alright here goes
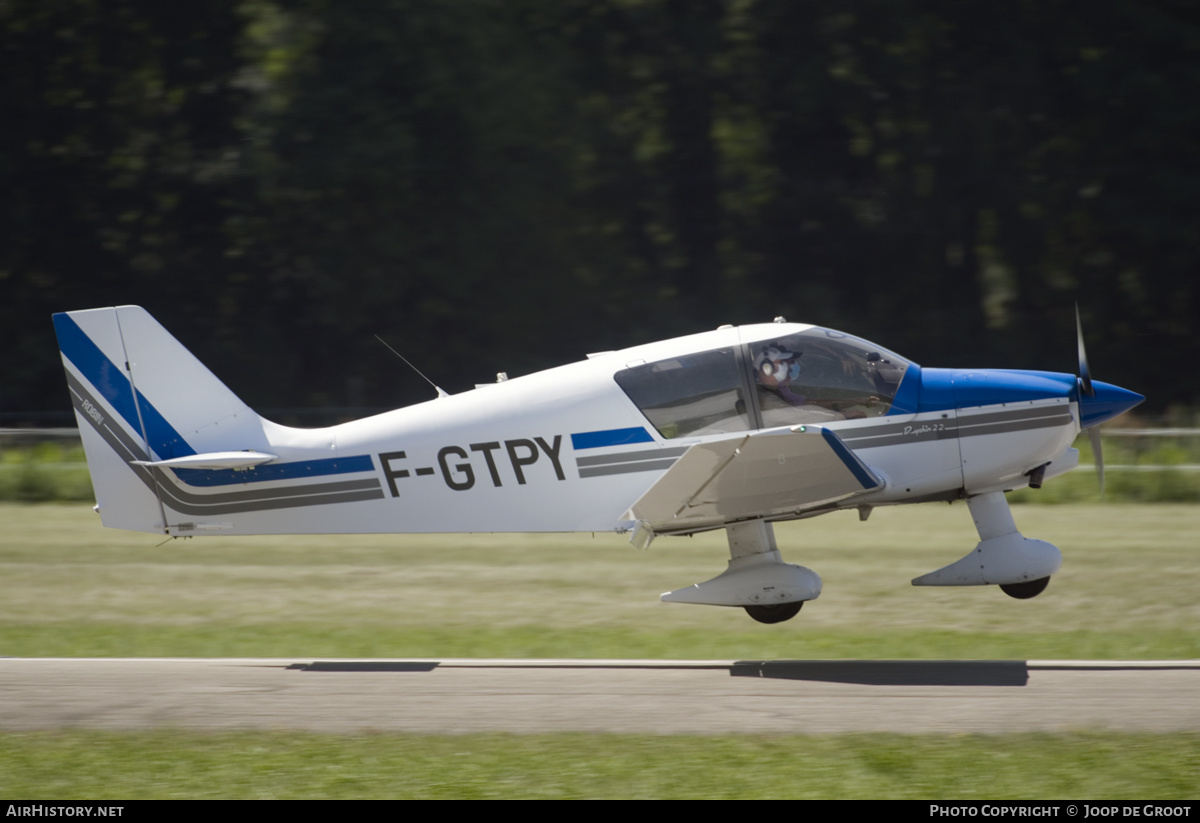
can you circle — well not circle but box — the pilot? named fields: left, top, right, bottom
left=755, top=341, right=883, bottom=421
left=754, top=344, right=808, bottom=407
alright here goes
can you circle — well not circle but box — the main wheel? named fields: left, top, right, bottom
left=999, top=576, right=1051, bottom=600
left=744, top=601, right=804, bottom=624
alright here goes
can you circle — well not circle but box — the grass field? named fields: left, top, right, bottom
left=1, top=502, right=1196, bottom=659
left=2, top=730, right=1197, bottom=799
left=1, top=501, right=1197, bottom=798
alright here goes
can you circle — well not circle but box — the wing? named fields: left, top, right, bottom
left=623, top=425, right=882, bottom=540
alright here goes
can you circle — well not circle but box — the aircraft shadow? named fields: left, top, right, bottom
left=730, top=660, right=1029, bottom=686
left=289, top=661, right=440, bottom=672
left=289, top=659, right=1029, bottom=685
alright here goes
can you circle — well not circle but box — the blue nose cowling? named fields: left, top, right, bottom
left=916, top=368, right=1143, bottom=428
left=917, top=368, right=1077, bottom=412
left=1078, top=381, right=1144, bottom=428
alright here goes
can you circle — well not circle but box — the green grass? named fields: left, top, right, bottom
left=1, top=730, right=1196, bottom=799
left=2, top=502, right=1197, bottom=798
left=1009, top=431, right=1200, bottom=504
left=1, top=502, right=1197, bottom=660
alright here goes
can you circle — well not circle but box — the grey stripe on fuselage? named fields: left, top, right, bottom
left=956, top=406, right=1072, bottom=436
left=570, top=405, right=1071, bottom=478
left=575, top=446, right=689, bottom=467
left=574, top=445, right=688, bottom=478
left=578, top=459, right=680, bottom=478
left=838, top=405, right=1070, bottom=450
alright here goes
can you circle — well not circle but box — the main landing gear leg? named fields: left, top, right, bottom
left=911, top=491, right=1060, bottom=598
left=661, top=521, right=821, bottom=623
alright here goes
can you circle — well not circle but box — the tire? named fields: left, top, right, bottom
left=999, top=577, right=1051, bottom=600
left=744, top=601, right=804, bottom=624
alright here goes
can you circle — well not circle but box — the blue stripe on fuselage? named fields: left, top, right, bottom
left=571, top=427, right=655, bottom=450
left=173, top=454, right=376, bottom=486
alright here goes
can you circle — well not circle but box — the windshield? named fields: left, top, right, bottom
left=749, top=328, right=910, bottom=427
left=613, top=328, right=911, bottom=439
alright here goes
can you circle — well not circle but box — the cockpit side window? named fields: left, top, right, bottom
left=614, top=347, right=750, bottom=439
left=751, top=329, right=909, bottom=428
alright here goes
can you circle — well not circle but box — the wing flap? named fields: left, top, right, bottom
left=623, top=426, right=882, bottom=533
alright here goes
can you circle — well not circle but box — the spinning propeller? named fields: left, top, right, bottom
left=1074, top=305, right=1145, bottom=495
left=1075, top=305, right=1106, bottom=494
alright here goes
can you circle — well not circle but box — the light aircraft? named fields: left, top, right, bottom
left=53, top=306, right=1142, bottom=623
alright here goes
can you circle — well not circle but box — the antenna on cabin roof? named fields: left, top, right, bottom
left=374, top=334, right=449, bottom=399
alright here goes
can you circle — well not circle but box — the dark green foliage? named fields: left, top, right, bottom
left=4, top=1, right=1196, bottom=421
left=0, top=0, right=252, bottom=417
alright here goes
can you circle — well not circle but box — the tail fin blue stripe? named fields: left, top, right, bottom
left=53, top=312, right=196, bottom=458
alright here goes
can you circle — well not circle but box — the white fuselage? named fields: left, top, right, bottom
left=133, top=323, right=1080, bottom=536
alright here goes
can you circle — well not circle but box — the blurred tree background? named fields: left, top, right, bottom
left=3, top=0, right=1197, bottom=423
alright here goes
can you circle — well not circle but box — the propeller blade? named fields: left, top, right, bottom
left=1089, top=426, right=1105, bottom=498
left=1075, top=304, right=1094, bottom=398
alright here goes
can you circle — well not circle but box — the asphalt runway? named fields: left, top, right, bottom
left=2, top=658, right=1198, bottom=734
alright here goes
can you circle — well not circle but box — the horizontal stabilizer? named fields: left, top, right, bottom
left=623, top=426, right=882, bottom=533
left=131, top=451, right=277, bottom=470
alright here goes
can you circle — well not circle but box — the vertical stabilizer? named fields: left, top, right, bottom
left=53, top=306, right=264, bottom=533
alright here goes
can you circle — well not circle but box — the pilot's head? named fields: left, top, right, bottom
left=754, top=344, right=801, bottom=389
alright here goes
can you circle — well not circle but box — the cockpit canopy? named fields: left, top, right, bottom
left=614, top=327, right=911, bottom=439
